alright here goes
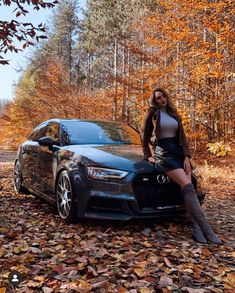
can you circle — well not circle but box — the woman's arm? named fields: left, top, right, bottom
left=140, top=107, right=156, bottom=159
left=179, top=122, right=192, bottom=173
left=179, top=120, right=191, bottom=158
left=183, top=156, right=191, bottom=174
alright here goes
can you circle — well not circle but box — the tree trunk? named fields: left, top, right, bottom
left=113, top=38, right=118, bottom=121
left=122, top=45, right=127, bottom=121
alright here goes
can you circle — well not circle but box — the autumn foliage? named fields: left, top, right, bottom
left=0, top=0, right=234, bottom=154
left=0, top=58, right=113, bottom=149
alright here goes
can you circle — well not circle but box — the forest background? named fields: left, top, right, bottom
left=0, top=0, right=234, bottom=158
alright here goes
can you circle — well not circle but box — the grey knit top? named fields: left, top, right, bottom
left=159, top=107, right=178, bottom=138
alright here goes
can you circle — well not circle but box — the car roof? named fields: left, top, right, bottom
left=45, top=118, right=126, bottom=125
left=32, top=119, right=132, bottom=132
left=31, top=119, right=139, bottom=138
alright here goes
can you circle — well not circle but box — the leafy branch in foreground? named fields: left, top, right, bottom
left=0, top=0, right=58, bottom=65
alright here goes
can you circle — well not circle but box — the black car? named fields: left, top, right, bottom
left=14, top=119, right=205, bottom=223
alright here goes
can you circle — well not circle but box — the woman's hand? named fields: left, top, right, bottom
left=184, top=156, right=191, bottom=174
left=148, top=156, right=155, bottom=164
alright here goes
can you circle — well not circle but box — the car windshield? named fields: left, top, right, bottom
left=61, top=121, right=141, bottom=145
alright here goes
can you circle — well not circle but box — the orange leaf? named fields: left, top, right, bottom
left=164, top=257, right=173, bottom=268
left=202, top=247, right=212, bottom=257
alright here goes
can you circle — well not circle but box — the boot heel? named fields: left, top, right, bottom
left=191, top=220, right=207, bottom=244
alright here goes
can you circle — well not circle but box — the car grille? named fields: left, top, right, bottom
left=132, top=172, right=183, bottom=210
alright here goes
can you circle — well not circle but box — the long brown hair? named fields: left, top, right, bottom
left=149, top=87, right=179, bottom=117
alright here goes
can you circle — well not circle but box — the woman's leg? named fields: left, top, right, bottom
left=165, top=168, right=222, bottom=244
left=165, top=168, right=191, bottom=187
left=164, top=168, right=207, bottom=243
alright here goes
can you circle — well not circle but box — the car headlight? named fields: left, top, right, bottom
left=87, top=166, right=129, bottom=180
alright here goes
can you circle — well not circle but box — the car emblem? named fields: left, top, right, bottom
left=156, top=174, right=170, bottom=184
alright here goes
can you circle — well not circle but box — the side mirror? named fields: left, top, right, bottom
left=38, top=136, right=54, bottom=147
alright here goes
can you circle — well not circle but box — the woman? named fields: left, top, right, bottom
left=141, top=87, right=222, bottom=244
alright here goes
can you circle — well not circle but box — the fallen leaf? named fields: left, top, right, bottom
left=34, top=275, right=45, bottom=282
left=68, top=270, right=78, bottom=279
left=55, top=244, right=64, bottom=250
left=164, top=257, right=173, bottom=268
left=31, top=247, right=41, bottom=254
left=226, top=273, right=235, bottom=286
left=185, top=288, right=205, bottom=293
left=202, top=247, right=212, bottom=257
left=162, top=289, right=172, bottom=293
left=87, top=266, right=98, bottom=277
left=139, top=288, right=152, bottom=293
left=91, top=279, right=108, bottom=289
left=118, top=287, right=128, bottom=293
left=10, top=265, right=29, bottom=274
left=134, top=268, right=147, bottom=277
left=142, top=228, right=151, bottom=236
left=193, top=268, right=202, bottom=279
left=121, top=236, right=134, bottom=246
left=77, top=279, right=92, bottom=292
left=0, top=249, right=6, bottom=257
left=42, top=287, right=53, bottom=293
left=159, top=275, right=174, bottom=288
left=27, top=280, right=41, bottom=288
left=144, top=276, right=158, bottom=282
left=168, top=223, right=178, bottom=233
left=143, top=241, right=152, bottom=247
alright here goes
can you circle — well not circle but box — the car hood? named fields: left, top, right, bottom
left=61, top=144, right=155, bottom=172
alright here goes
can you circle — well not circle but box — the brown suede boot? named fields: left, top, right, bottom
left=182, top=183, right=222, bottom=245
left=189, top=218, right=207, bottom=244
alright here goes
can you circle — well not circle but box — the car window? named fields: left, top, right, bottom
left=61, top=121, right=141, bottom=145
left=29, top=123, right=47, bottom=141
left=45, top=122, right=61, bottom=145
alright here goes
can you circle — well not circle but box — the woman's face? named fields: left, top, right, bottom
left=154, top=91, right=167, bottom=107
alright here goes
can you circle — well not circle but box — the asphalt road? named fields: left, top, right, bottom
left=0, top=150, right=16, bottom=162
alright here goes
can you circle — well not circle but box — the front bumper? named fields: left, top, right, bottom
left=71, top=170, right=206, bottom=220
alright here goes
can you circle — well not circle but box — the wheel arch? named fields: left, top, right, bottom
left=13, top=159, right=29, bottom=194
left=54, top=167, right=68, bottom=193
left=54, top=166, right=80, bottom=195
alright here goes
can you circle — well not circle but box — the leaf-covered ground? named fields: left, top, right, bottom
left=0, top=158, right=234, bottom=293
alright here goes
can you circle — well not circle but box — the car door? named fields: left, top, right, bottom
left=21, top=123, right=47, bottom=190
left=37, top=121, right=61, bottom=197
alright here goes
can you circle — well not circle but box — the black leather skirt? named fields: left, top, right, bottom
left=154, top=137, right=184, bottom=173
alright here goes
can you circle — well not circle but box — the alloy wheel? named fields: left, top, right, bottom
left=56, top=172, right=73, bottom=219
left=14, top=161, right=22, bottom=192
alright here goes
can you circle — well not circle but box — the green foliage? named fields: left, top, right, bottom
left=79, top=0, right=155, bottom=89
left=48, top=0, right=80, bottom=82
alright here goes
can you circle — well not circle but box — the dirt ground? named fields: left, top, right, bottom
left=0, top=151, right=16, bottom=163
left=0, top=153, right=234, bottom=293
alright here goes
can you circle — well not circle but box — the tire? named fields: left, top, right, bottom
left=13, top=160, right=28, bottom=194
left=56, top=170, right=78, bottom=223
